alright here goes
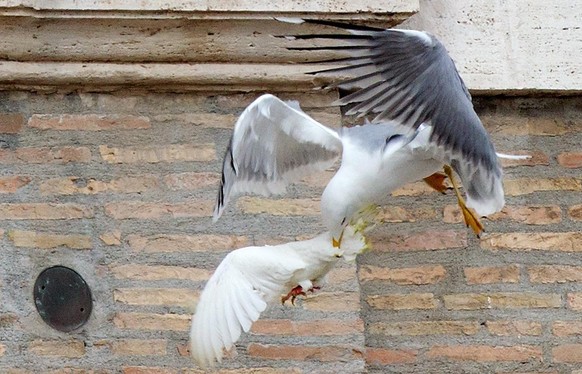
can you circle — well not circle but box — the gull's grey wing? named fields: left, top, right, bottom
left=281, top=19, right=504, bottom=216
left=214, top=94, right=342, bottom=221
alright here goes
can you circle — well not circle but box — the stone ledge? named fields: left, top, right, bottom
left=2, top=61, right=581, bottom=94
left=0, top=0, right=418, bottom=19
left=0, top=61, right=343, bottom=92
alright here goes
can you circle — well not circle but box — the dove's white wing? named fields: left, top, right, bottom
left=214, top=94, right=343, bottom=221
left=189, top=245, right=306, bottom=369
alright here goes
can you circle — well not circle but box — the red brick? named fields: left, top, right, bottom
left=100, top=230, right=121, bottom=245
left=29, top=339, right=85, bottom=357
left=529, top=265, right=582, bottom=283
left=182, top=368, right=301, bottom=374
left=485, top=320, right=542, bottom=336
left=0, top=313, right=19, bottom=328
left=464, top=265, right=520, bottom=284
left=109, top=264, right=211, bottom=281
left=127, top=234, right=248, bottom=252
left=251, top=319, right=364, bottom=336
left=163, top=172, right=219, bottom=190
left=482, top=114, right=574, bottom=136
left=183, top=368, right=301, bottom=374
left=113, top=288, right=198, bottom=308
left=496, top=371, right=556, bottom=374
left=113, top=312, right=190, bottom=331
left=504, top=178, right=582, bottom=196
left=444, top=293, right=561, bottom=310
left=552, top=321, right=582, bottom=336
left=0, top=147, right=91, bottom=164
left=570, top=204, right=582, bottom=221
left=365, top=347, right=417, bottom=365
left=391, top=181, right=443, bottom=196
left=302, top=292, right=360, bottom=312
left=326, top=267, right=358, bottom=288
left=557, top=152, right=582, bottom=168
left=79, top=93, right=139, bottom=111
left=237, top=197, right=320, bottom=216
left=427, top=345, right=542, bottom=361
left=213, top=91, right=338, bottom=110
left=95, top=339, right=166, bottom=356
left=122, top=368, right=178, bottom=374
left=0, top=203, right=93, bottom=220
left=300, top=170, right=334, bottom=189
left=369, top=321, right=479, bottom=336
left=0, top=176, right=31, bottom=193
left=104, top=200, right=213, bottom=219
left=40, top=176, right=159, bottom=195
left=367, top=293, right=437, bottom=310
left=359, top=265, right=446, bottom=285
left=46, top=370, right=112, bottom=374
left=247, top=344, right=362, bottom=362
left=377, top=205, right=437, bottom=223
left=370, top=230, right=467, bottom=251
left=8, top=230, right=91, bottom=249
left=445, top=205, right=561, bottom=225
left=0, top=113, right=24, bottom=133
left=99, top=144, right=215, bottom=163
left=152, top=112, right=238, bottom=128
left=482, top=232, right=582, bottom=252
left=499, top=150, right=549, bottom=167
left=552, top=344, right=582, bottom=363
left=28, top=114, right=150, bottom=130
left=567, top=293, right=582, bottom=310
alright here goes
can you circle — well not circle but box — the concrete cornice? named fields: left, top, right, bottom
left=0, top=61, right=342, bottom=93
left=0, top=0, right=418, bottom=19
left=0, top=1, right=417, bottom=92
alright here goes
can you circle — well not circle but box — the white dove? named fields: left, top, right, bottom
left=189, top=224, right=369, bottom=369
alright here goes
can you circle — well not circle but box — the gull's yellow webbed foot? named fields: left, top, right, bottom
left=443, top=165, right=484, bottom=238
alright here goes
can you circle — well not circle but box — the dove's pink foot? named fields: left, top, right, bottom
left=281, top=285, right=321, bottom=305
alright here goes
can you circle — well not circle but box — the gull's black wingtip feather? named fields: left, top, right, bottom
left=276, top=34, right=374, bottom=41
left=298, top=18, right=387, bottom=32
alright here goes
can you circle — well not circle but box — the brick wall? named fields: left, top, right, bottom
left=0, top=91, right=581, bottom=373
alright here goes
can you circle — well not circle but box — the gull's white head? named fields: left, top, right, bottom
left=320, top=185, right=358, bottom=245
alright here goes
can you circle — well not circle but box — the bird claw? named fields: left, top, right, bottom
left=281, top=285, right=306, bottom=305
left=459, top=200, right=485, bottom=238
left=442, top=164, right=484, bottom=238
left=281, top=285, right=321, bottom=305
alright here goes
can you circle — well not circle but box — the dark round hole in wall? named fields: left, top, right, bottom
left=33, top=266, right=92, bottom=332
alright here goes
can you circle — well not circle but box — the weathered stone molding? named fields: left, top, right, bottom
left=0, top=61, right=345, bottom=93
left=0, top=0, right=418, bottom=18
left=0, top=1, right=416, bottom=92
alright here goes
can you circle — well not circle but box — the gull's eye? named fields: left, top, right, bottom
left=386, top=134, right=403, bottom=144
left=341, top=217, right=347, bottom=226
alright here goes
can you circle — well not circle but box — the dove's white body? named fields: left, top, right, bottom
left=189, top=226, right=367, bottom=369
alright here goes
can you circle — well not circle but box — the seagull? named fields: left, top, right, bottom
left=189, top=224, right=369, bottom=369
left=277, top=17, right=516, bottom=236
left=213, top=91, right=504, bottom=247
left=213, top=19, right=520, bottom=245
